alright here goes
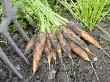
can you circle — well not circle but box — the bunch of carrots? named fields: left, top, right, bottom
left=26, top=22, right=109, bottom=75
left=17, top=0, right=109, bottom=77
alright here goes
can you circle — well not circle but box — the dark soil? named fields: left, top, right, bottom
left=1, top=21, right=110, bottom=82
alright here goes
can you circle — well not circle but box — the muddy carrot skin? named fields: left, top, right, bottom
left=51, top=49, right=57, bottom=64
left=32, top=32, right=46, bottom=75
left=49, top=33, right=68, bottom=74
left=49, top=33, right=64, bottom=64
left=44, top=37, right=53, bottom=70
left=49, top=33, right=62, bottom=57
left=57, top=30, right=71, bottom=52
left=57, top=31, right=74, bottom=64
left=60, top=27, right=90, bottom=53
left=68, top=41, right=90, bottom=61
left=67, top=22, right=102, bottom=49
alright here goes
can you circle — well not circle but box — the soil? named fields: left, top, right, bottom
left=1, top=21, right=110, bottom=82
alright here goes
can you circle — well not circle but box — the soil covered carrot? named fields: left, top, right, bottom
left=57, top=30, right=74, bottom=63
left=49, top=33, right=63, bottom=63
left=49, top=33, right=62, bottom=56
left=67, top=22, right=101, bottom=49
left=60, top=26, right=90, bottom=53
left=68, top=41, right=90, bottom=61
left=57, top=30, right=71, bottom=52
left=49, top=33, right=68, bottom=77
left=32, top=32, right=46, bottom=75
left=51, top=49, right=57, bottom=64
left=44, top=37, right=53, bottom=70
left=68, top=21, right=110, bottom=58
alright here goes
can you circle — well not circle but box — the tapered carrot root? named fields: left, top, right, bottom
left=60, top=27, right=90, bottom=53
left=67, top=22, right=102, bottom=49
left=68, top=41, right=90, bottom=61
left=49, top=33, right=62, bottom=58
left=51, top=49, right=57, bottom=64
left=32, top=32, right=46, bottom=75
left=49, top=33, right=65, bottom=65
left=44, top=37, right=53, bottom=70
left=25, top=36, right=36, bottom=54
left=57, top=31, right=74, bottom=64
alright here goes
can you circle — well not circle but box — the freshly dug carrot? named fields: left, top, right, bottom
left=68, top=41, right=90, bottom=61
left=51, top=49, right=57, bottom=64
left=32, top=32, right=46, bottom=75
left=25, top=36, right=36, bottom=54
left=49, top=33, right=63, bottom=64
left=57, top=31, right=74, bottom=63
left=60, top=26, right=90, bottom=53
left=68, top=22, right=110, bottom=58
left=49, top=33, right=68, bottom=78
left=67, top=22, right=101, bottom=49
left=44, top=37, right=53, bottom=70
left=49, top=33, right=61, bottom=55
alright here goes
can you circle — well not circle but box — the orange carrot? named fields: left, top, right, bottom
left=67, top=22, right=101, bottom=48
left=32, top=32, right=46, bottom=75
left=44, top=37, right=53, bottom=70
left=68, top=22, right=110, bottom=57
left=68, top=41, right=90, bottom=61
left=57, top=30, right=74, bottom=63
left=49, top=33, right=62, bottom=58
left=49, top=33, right=69, bottom=78
left=49, top=33, right=64, bottom=65
left=51, top=49, right=57, bottom=64
left=60, top=27, right=90, bottom=53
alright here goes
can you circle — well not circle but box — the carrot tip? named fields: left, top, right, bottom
left=32, top=73, right=35, bottom=76
left=86, top=57, right=90, bottom=61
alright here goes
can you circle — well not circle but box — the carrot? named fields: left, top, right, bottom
left=57, top=30, right=74, bottom=64
left=67, top=22, right=101, bottom=48
left=49, top=33, right=70, bottom=81
left=44, top=37, right=53, bottom=70
left=25, top=36, right=36, bottom=54
left=49, top=33, right=62, bottom=58
left=49, top=33, right=66, bottom=66
left=60, top=27, right=90, bottom=53
left=68, top=41, right=90, bottom=61
left=32, top=32, right=46, bottom=75
left=68, top=22, right=110, bottom=57
left=51, top=49, right=57, bottom=65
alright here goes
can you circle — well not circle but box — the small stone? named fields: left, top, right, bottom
left=93, top=57, right=98, bottom=62
left=15, top=65, right=20, bottom=71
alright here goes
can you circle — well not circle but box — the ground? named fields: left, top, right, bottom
left=0, top=20, right=110, bottom=82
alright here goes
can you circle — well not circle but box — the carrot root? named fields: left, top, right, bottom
left=67, top=22, right=102, bottom=49
left=69, top=41, right=90, bottom=61
left=60, top=27, right=90, bottom=53
left=90, top=61, right=99, bottom=80
left=32, top=32, right=46, bottom=75
left=51, top=49, right=57, bottom=65
left=57, top=30, right=74, bottom=65
left=44, top=37, right=53, bottom=70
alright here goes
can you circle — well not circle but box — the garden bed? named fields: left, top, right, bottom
left=0, top=20, right=110, bottom=82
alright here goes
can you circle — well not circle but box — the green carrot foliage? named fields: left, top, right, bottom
left=59, top=0, right=110, bottom=31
